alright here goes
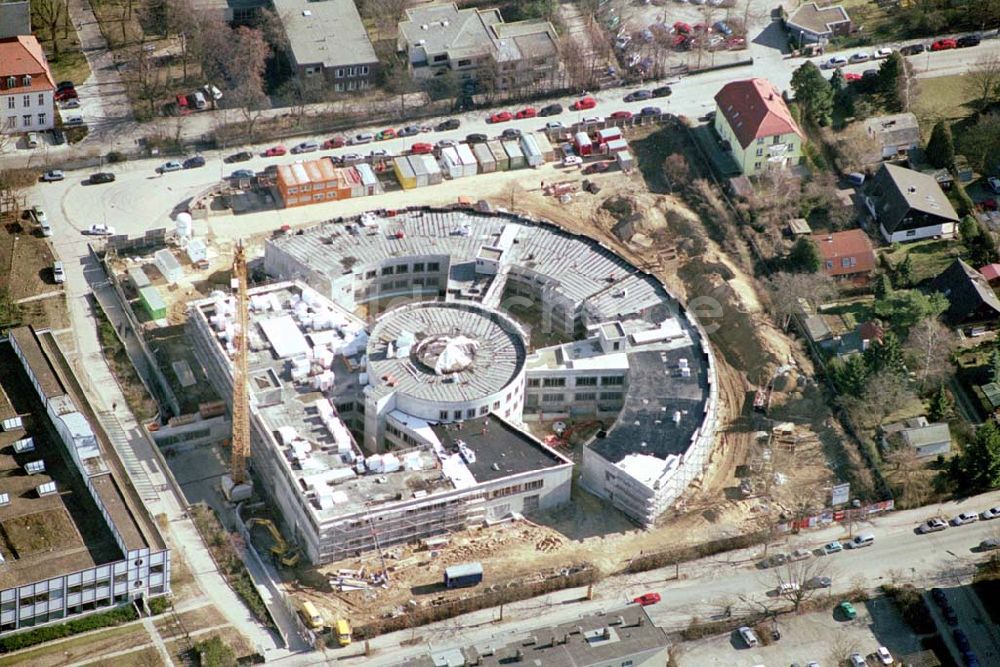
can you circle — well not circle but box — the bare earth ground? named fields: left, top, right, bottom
left=282, top=154, right=841, bottom=627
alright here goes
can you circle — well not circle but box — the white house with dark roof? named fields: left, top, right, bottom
left=865, top=163, right=959, bottom=242
left=785, top=2, right=852, bottom=46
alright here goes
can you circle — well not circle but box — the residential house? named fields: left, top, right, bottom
left=881, top=417, right=952, bottom=459
left=788, top=218, right=812, bottom=237
left=0, top=36, right=55, bottom=134
left=929, top=259, right=1000, bottom=328
left=865, top=163, right=959, bottom=243
left=819, top=319, right=884, bottom=357
left=398, top=3, right=560, bottom=91
left=864, top=113, right=921, bottom=162
left=713, top=78, right=804, bottom=176
left=0, top=1, right=31, bottom=39
left=785, top=2, right=852, bottom=46
left=273, top=0, right=378, bottom=90
left=813, top=230, right=876, bottom=283
left=981, top=263, right=1000, bottom=286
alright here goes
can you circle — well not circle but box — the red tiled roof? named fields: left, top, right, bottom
left=858, top=320, right=884, bottom=344
left=714, top=78, right=803, bottom=149
left=980, top=263, right=1000, bottom=282
left=0, top=36, right=55, bottom=93
left=812, top=230, right=876, bottom=277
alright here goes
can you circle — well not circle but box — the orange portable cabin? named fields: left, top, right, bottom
left=277, top=158, right=351, bottom=208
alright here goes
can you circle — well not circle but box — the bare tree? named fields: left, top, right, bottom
left=662, top=153, right=689, bottom=193
left=840, top=370, right=915, bottom=430
left=560, top=35, right=590, bottom=91
left=122, top=44, right=168, bottom=120
left=884, top=446, right=931, bottom=508
left=904, top=317, right=955, bottom=392
left=200, top=23, right=271, bottom=141
left=967, top=56, right=1000, bottom=110
left=764, top=272, right=836, bottom=331
left=32, top=0, right=68, bottom=59
left=769, top=557, right=834, bottom=613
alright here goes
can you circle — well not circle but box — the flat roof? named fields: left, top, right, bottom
left=272, top=0, right=377, bottom=68
left=430, top=417, right=566, bottom=483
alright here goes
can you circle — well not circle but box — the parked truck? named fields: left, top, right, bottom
left=298, top=600, right=324, bottom=630
left=444, top=562, right=484, bottom=588
left=334, top=618, right=352, bottom=646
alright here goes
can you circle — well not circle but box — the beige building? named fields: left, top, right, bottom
left=398, top=3, right=559, bottom=91
left=714, top=78, right=804, bottom=176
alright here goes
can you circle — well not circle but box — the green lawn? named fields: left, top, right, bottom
left=881, top=239, right=962, bottom=286
left=911, top=74, right=978, bottom=139
left=34, top=23, right=92, bottom=87
left=820, top=298, right=875, bottom=332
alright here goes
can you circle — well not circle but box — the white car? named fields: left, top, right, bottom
left=369, top=148, right=390, bottom=158
left=777, top=581, right=800, bottom=594
left=562, top=155, right=583, bottom=167
left=875, top=47, right=893, bottom=58
left=918, top=518, right=947, bottom=533
left=157, top=160, right=182, bottom=173
left=581, top=115, right=604, bottom=125
left=60, top=98, right=81, bottom=109
left=849, top=52, right=871, bottom=63
left=52, top=261, right=65, bottom=284
left=436, top=139, right=458, bottom=148
left=545, top=121, right=565, bottom=130
left=292, top=141, right=319, bottom=154
left=349, top=132, right=374, bottom=145
left=86, top=224, right=116, bottom=236
left=63, top=115, right=84, bottom=127
left=823, top=55, right=848, bottom=69
left=951, top=512, right=978, bottom=526
left=849, top=653, right=866, bottom=667
left=737, top=626, right=758, bottom=648
left=25, top=131, right=39, bottom=148
left=988, top=176, right=1000, bottom=194
left=981, top=506, right=1000, bottom=520
left=876, top=646, right=894, bottom=665
left=31, top=206, right=48, bottom=226
left=41, top=169, right=65, bottom=182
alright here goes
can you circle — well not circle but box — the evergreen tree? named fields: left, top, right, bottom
left=926, top=121, right=955, bottom=170
left=956, top=420, right=1000, bottom=490
left=894, top=254, right=914, bottom=288
left=990, top=348, right=1000, bottom=384
left=959, top=215, right=980, bottom=244
left=864, top=331, right=906, bottom=375
left=833, top=354, right=870, bottom=397
left=829, top=67, right=846, bottom=91
left=873, top=273, right=893, bottom=300
left=791, top=61, right=834, bottom=126
left=927, top=384, right=954, bottom=422
left=877, top=52, right=905, bottom=111
left=788, top=237, right=822, bottom=273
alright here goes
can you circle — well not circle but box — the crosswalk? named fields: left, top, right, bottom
left=97, top=411, right=160, bottom=503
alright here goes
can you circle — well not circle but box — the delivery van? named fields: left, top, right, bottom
left=299, top=601, right=323, bottom=630
left=334, top=618, right=352, bottom=646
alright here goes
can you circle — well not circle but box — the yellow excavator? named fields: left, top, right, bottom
left=246, top=518, right=301, bottom=567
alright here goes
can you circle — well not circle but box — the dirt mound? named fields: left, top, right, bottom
left=596, top=194, right=668, bottom=243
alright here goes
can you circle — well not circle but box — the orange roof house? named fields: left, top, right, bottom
left=812, top=230, right=876, bottom=282
left=0, top=36, right=56, bottom=132
left=713, top=78, right=804, bottom=176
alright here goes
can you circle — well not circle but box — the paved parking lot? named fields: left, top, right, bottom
left=674, top=596, right=922, bottom=667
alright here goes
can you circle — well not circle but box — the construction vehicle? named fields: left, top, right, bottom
left=333, top=618, right=352, bottom=647
left=298, top=600, right=324, bottom=630
left=246, top=518, right=301, bottom=567
left=222, top=241, right=253, bottom=502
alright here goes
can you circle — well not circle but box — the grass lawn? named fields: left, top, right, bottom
left=911, top=74, right=979, bottom=139
left=0, top=625, right=151, bottom=667
left=33, top=25, right=92, bottom=87
left=820, top=298, right=875, bottom=331
left=880, top=238, right=962, bottom=285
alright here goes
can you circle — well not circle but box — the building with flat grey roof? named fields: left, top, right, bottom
left=402, top=604, right=669, bottom=666
left=0, top=1, right=30, bottom=39
left=398, top=3, right=560, bottom=91
left=272, top=0, right=378, bottom=89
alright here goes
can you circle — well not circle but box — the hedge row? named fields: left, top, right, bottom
left=623, top=530, right=768, bottom=574
left=0, top=605, right=138, bottom=653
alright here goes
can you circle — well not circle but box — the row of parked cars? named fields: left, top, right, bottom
left=917, top=505, right=1000, bottom=533
left=822, top=33, right=981, bottom=70
left=930, top=587, right=981, bottom=667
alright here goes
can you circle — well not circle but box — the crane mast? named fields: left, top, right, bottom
left=224, top=240, right=252, bottom=501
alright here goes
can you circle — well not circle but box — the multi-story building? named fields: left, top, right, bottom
left=1, top=327, right=169, bottom=633
left=273, top=0, right=379, bottom=90
left=398, top=3, right=560, bottom=91
left=714, top=78, right=804, bottom=176
left=0, top=36, right=55, bottom=134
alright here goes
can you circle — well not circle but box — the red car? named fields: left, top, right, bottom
left=609, top=110, right=632, bottom=120
left=322, top=136, right=345, bottom=149
left=55, top=88, right=78, bottom=101
left=263, top=145, right=287, bottom=157
left=410, top=142, right=434, bottom=154
left=931, top=39, right=957, bottom=51
left=571, top=96, right=597, bottom=111
left=515, top=107, right=537, bottom=119
left=489, top=111, right=513, bottom=123
left=673, top=21, right=691, bottom=34
left=376, top=128, right=396, bottom=140
left=844, top=72, right=862, bottom=82
left=583, top=161, right=611, bottom=174
left=981, top=198, right=998, bottom=211
left=633, top=592, right=661, bottom=606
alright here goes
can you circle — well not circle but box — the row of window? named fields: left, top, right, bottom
left=532, top=391, right=624, bottom=403
left=4, top=113, right=47, bottom=129
left=335, top=65, right=370, bottom=78
left=333, top=80, right=370, bottom=92
left=528, top=375, right=624, bottom=389
left=363, top=262, right=442, bottom=279
left=490, top=479, right=542, bottom=499
left=5, top=93, right=45, bottom=109
left=3, top=75, right=32, bottom=89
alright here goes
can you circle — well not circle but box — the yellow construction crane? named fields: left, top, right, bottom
left=223, top=241, right=253, bottom=502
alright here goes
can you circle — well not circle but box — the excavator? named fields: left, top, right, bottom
left=246, top=518, right=301, bottom=568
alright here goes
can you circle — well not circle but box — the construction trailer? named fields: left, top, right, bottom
left=410, top=155, right=442, bottom=185
left=472, top=142, right=496, bottom=173
left=455, top=143, right=478, bottom=177
left=574, top=131, right=593, bottom=156
left=596, top=126, right=623, bottom=145
left=488, top=140, right=509, bottom=170
left=154, top=248, right=182, bottom=283
left=138, top=285, right=167, bottom=320
left=393, top=156, right=417, bottom=190
left=502, top=140, right=525, bottom=169
left=355, top=163, right=380, bottom=196
left=533, top=132, right=555, bottom=162
left=520, top=133, right=544, bottom=167
left=440, top=146, right=464, bottom=179
left=444, top=561, right=484, bottom=588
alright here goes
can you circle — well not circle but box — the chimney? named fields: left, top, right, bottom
left=562, top=633, right=571, bottom=644
left=615, top=615, right=625, bottom=626
left=515, top=648, right=523, bottom=662
left=637, top=615, right=645, bottom=626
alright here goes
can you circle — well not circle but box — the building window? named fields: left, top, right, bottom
left=479, top=406, right=489, bottom=415
left=542, top=378, right=565, bottom=387
left=457, top=59, right=471, bottom=67
left=6, top=97, right=13, bottom=109
left=787, top=142, right=794, bottom=151
left=576, top=392, right=597, bottom=401
left=413, top=262, right=425, bottom=272
left=756, top=148, right=764, bottom=157
left=22, top=95, right=29, bottom=107
left=906, top=229, right=916, bottom=237
left=395, top=264, right=407, bottom=274
left=5, top=116, right=14, bottom=128
left=754, top=162, right=761, bottom=169
left=38, top=113, right=46, bottom=126
left=336, top=68, right=344, bottom=78
left=576, top=376, right=598, bottom=386
left=433, top=54, right=447, bottom=63
left=466, top=408, right=476, bottom=418
left=528, top=378, right=540, bottom=387
left=542, top=393, right=563, bottom=403
left=599, top=392, right=622, bottom=401
left=773, top=135, right=781, bottom=144
left=22, top=115, right=30, bottom=126
left=492, top=400, right=500, bottom=410
left=381, top=266, right=393, bottom=276
left=826, top=260, right=833, bottom=269
left=601, top=376, right=624, bottom=386
left=361, top=65, right=369, bottom=75
left=439, top=410, right=448, bottom=420
left=334, top=83, right=344, bottom=92
left=37, top=93, right=44, bottom=105
left=453, top=410, right=462, bottom=419
left=428, top=262, right=440, bottom=271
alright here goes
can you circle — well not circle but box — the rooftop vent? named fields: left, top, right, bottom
left=302, top=9, right=312, bottom=16
left=421, top=24, right=429, bottom=30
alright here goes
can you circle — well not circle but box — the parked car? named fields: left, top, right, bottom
left=410, top=142, right=434, bottom=154
left=737, top=626, right=758, bottom=648
left=86, top=224, right=116, bottom=236
left=581, top=116, right=604, bottom=125
left=572, top=96, right=597, bottom=110
left=55, top=88, right=77, bottom=101
left=41, top=170, right=64, bottom=182
left=349, top=133, right=374, bottom=145
left=713, top=20, right=733, bottom=36
left=435, top=118, right=461, bottom=131
left=515, top=107, right=537, bottom=119
left=943, top=604, right=958, bottom=625
left=369, top=148, right=390, bottom=158
left=849, top=653, right=866, bottom=667
left=931, top=588, right=948, bottom=606
left=25, top=132, right=39, bottom=148
left=340, top=152, right=362, bottom=163
left=981, top=506, right=1000, bottom=520
left=862, top=69, right=880, bottom=80
left=931, top=38, right=957, bottom=51
left=395, top=126, right=419, bottom=138
left=777, top=581, right=801, bottom=594
left=562, top=155, right=583, bottom=167
left=847, top=533, right=875, bottom=549
left=640, top=106, right=663, bottom=116
left=63, top=115, right=84, bottom=127
left=230, top=169, right=255, bottom=180
left=849, top=51, right=871, bottom=63
left=501, top=128, right=522, bottom=140
left=624, top=89, right=653, bottom=102
left=824, top=541, right=844, bottom=554
left=583, top=161, right=611, bottom=174
left=609, top=110, right=633, bottom=120
left=322, top=136, right=346, bottom=149
left=652, top=86, right=673, bottom=98
left=844, top=72, right=862, bottom=82
left=292, top=141, right=319, bottom=154
left=918, top=518, right=948, bottom=533
left=56, top=80, right=75, bottom=91
left=465, top=133, right=488, bottom=144
left=952, top=512, right=979, bottom=526
left=874, top=47, right=894, bottom=58
left=157, top=160, right=183, bottom=173
left=957, top=34, right=981, bottom=48
left=954, top=629, right=971, bottom=653
left=539, top=103, right=563, bottom=116
left=805, top=576, right=832, bottom=589
left=988, top=177, right=1000, bottom=195
left=545, top=121, right=565, bottom=130
left=50, top=129, right=65, bottom=145
left=875, top=646, right=893, bottom=665
left=789, top=548, right=812, bottom=561
left=436, top=139, right=458, bottom=149
left=759, top=553, right=788, bottom=568
left=60, top=98, right=81, bottom=109
left=30, top=205, right=48, bottom=226
left=373, top=128, right=395, bottom=141
left=823, top=55, right=848, bottom=69
left=263, top=145, right=287, bottom=157
left=88, top=172, right=116, bottom=184
left=52, top=261, right=65, bottom=284
left=900, top=43, right=926, bottom=55
left=183, top=155, right=206, bottom=169
left=838, top=601, right=857, bottom=620
left=225, top=151, right=252, bottom=163
left=633, top=592, right=661, bottom=606
left=489, top=111, right=513, bottom=123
